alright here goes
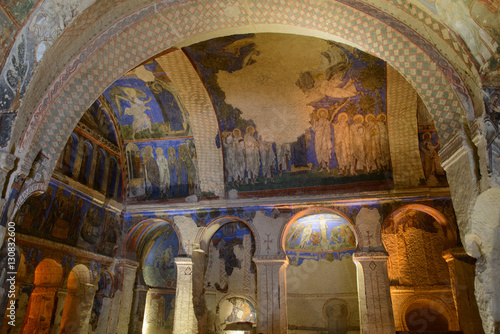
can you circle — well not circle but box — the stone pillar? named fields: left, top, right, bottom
left=353, top=252, right=395, bottom=334
left=468, top=187, right=500, bottom=334
left=50, top=288, right=68, bottom=334
left=115, top=262, right=138, bottom=334
left=172, top=257, right=198, bottom=334
left=130, top=284, right=148, bottom=334
left=443, top=248, right=484, bottom=333
left=95, top=295, right=112, bottom=334
left=78, top=283, right=97, bottom=334
left=253, top=255, right=288, bottom=334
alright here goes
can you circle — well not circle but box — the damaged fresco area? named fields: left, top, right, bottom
left=184, top=34, right=392, bottom=195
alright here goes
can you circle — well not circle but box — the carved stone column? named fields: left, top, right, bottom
left=443, top=248, right=484, bottom=334
left=130, top=284, right=148, bottom=334
left=115, top=262, right=138, bottom=334
left=253, top=255, right=288, bottom=334
left=78, top=283, right=97, bottom=334
left=50, top=288, right=68, bottom=334
left=353, top=252, right=395, bottom=334
left=172, top=257, right=198, bottom=334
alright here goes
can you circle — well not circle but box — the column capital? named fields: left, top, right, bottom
left=116, top=259, right=139, bottom=271
left=174, top=256, right=193, bottom=265
left=353, top=251, right=389, bottom=262
left=442, top=247, right=476, bottom=264
left=253, top=254, right=288, bottom=265
left=0, top=150, right=16, bottom=173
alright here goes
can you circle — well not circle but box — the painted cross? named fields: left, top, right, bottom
left=365, top=230, right=374, bottom=247
left=264, top=233, right=273, bottom=253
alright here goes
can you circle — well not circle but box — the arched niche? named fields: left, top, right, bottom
left=381, top=204, right=457, bottom=286
left=125, top=219, right=181, bottom=333
left=282, top=207, right=360, bottom=333
left=59, top=264, right=93, bottom=333
left=400, top=296, right=459, bottom=332
left=197, top=216, right=257, bottom=333
left=21, top=259, right=63, bottom=334
left=322, top=298, right=351, bottom=334
left=217, top=295, right=256, bottom=332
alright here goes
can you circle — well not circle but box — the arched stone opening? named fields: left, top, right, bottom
left=323, top=299, right=351, bottom=334
left=401, top=297, right=457, bottom=333
left=196, top=216, right=258, bottom=333
left=21, top=259, right=62, bottom=334
left=283, top=207, right=359, bottom=333
left=125, top=218, right=181, bottom=334
left=217, top=295, right=257, bottom=332
left=382, top=204, right=464, bottom=332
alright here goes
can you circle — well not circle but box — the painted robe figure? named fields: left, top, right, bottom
left=333, top=112, right=351, bottom=175
left=232, top=128, right=246, bottom=186
left=277, top=143, right=291, bottom=176
left=350, top=114, right=366, bottom=173
left=123, top=96, right=153, bottom=139
left=244, top=126, right=260, bottom=184
left=376, top=113, right=390, bottom=170
left=167, top=147, right=180, bottom=197
left=312, top=100, right=349, bottom=171
left=223, top=132, right=235, bottom=185
left=364, top=114, right=379, bottom=172
left=259, top=136, right=276, bottom=184
left=156, top=147, right=170, bottom=196
left=312, top=108, right=333, bottom=171
left=420, top=133, right=440, bottom=182
left=143, top=146, right=161, bottom=198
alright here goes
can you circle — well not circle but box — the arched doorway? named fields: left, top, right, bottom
left=124, top=218, right=181, bottom=334
left=283, top=208, right=359, bottom=333
left=198, top=217, right=257, bottom=333
left=382, top=204, right=460, bottom=332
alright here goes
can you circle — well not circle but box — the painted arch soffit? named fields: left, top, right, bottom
left=10, top=0, right=482, bottom=193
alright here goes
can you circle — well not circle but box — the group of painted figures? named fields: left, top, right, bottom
left=222, top=104, right=391, bottom=187
left=127, top=142, right=199, bottom=199
left=312, top=99, right=391, bottom=175
left=222, top=125, right=288, bottom=186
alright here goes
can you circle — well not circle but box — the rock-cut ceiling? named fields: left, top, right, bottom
left=58, top=33, right=448, bottom=205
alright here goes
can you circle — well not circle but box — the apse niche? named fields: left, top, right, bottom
left=284, top=212, right=359, bottom=333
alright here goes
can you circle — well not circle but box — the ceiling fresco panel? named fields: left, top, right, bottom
left=184, top=33, right=393, bottom=196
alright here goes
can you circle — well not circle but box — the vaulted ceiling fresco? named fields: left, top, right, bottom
left=53, top=33, right=449, bottom=205
left=284, top=213, right=356, bottom=266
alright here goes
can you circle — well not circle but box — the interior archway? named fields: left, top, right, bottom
left=283, top=208, right=359, bottom=333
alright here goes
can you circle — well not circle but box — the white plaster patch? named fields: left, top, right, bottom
left=173, top=215, right=201, bottom=255
left=251, top=210, right=287, bottom=256
left=217, top=34, right=330, bottom=145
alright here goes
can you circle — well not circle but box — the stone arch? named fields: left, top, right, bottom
left=400, top=295, right=459, bottom=332
left=197, top=217, right=258, bottom=333
left=282, top=207, right=360, bottom=331
left=124, top=218, right=183, bottom=260
left=216, top=294, right=257, bottom=331
left=281, top=207, right=359, bottom=254
left=382, top=203, right=458, bottom=250
left=9, top=0, right=482, bottom=210
left=322, top=298, right=351, bottom=334
left=21, top=259, right=63, bottom=334
left=197, top=216, right=259, bottom=254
